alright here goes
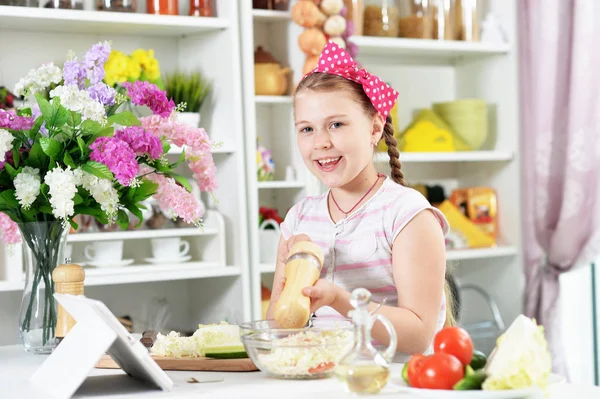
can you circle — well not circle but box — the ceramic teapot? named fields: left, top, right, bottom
left=254, top=46, right=291, bottom=96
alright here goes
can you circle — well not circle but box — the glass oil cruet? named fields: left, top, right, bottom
left=335, top=288, right=398, bottom=395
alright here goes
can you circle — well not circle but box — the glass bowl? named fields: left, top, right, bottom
left=240, top=317, right=355, bottom=380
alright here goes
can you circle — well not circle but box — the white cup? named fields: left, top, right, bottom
left=151, top=238, right=190, bottom=260
left=84, top=240, right=124, bottom=263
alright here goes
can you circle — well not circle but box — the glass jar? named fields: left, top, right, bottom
left=253, top=0, right=289, bottom=10
left=431, top=0, right=456, bottom=40
left=189, top=0, right=212, bottom=16
left=43, top=0, right=82, bottom=8
left=344, top=0, right=364, bottom=36
left=97, top=0, right=136, bottom=12
left=456, top=0, right=480, bottom=41
left=398, top=0, right=433, bottom=39
left=5, top=0, right=39, bottom=6
left=147, top=0, right=178, bottom=15
left=363, top=0, right=401, bottom=37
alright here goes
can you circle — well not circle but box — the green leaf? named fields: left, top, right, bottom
left=68, top=111, right=82, bottom=128
left=95, top=127, right=114, bottom=138
left=169, top=149, right=186, bottom=169
left=73, top=193, right=84, bottom=205
left=40, top=137, right=63, bottom=158
left=81, top=120, right=103, bottom=136
left=4, top=163, right=18, bottom=179
left=108, top=111, right=141, bottom=127
left=116, top=209, right=129, bottom=230
left=0, top=190, right=19, bottom=208
left=82, top=161, right=113, bottom=180
left=74, top=205, right=109, bottom=225
left=133, top=180, right=158, bottom=202
left=171, top=173, right=192, bottom=193
left=28, top=117, right=45, bottom=140
left=40, top=183, right=49, bottom=197
left=69, top=218, right=79, bottom=231
left=28, top=142, right=47, bottom=169
left=35, top=93, right=53, bottom=124
left=63, top=152, right=76, bottom=169
left=49, top=157, right=57, bottom=170
left=39, top=205, right=53, bottom=214
left=11, top=145, right=20, bottom=169
left=77, top=137, right=86, bottom=156
left=51, top=98, right=69, bottom=128
left=21, top=207, right=37, bottom=223
left=125, top=203, right=144, bottom=228
left=162, top=141, right=171, bottom=154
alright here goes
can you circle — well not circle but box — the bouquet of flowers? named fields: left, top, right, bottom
left=0, top=41, right=217, bottom=353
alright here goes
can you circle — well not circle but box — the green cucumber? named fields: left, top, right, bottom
left=469, top=350, right=487, bottom=371
left=402, top=362, right=409, bottom=383
left=453, top=369, right=487, bottom=390
left=204, top=344, right=248, bottom=359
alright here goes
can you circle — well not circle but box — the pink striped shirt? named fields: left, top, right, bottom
left=280, top=176, right=450, bottom=358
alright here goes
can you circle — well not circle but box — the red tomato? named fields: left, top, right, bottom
left=433, top=326, right=474, bottom=366
left=406, top=354, right=426, bottom=388
left=418, top=353, right=464, bottom=390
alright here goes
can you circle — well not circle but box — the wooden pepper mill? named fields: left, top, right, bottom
left=52, top=258, right=85, bottom=343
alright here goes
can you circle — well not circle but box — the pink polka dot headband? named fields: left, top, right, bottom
left=303, top=41, right=399, bottom=118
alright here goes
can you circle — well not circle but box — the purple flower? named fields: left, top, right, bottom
left=89, top=136, right=139, bottom=186
left=122, top=81, right=175, bottom=118
left=114, top=126, right=163, bottom=159
left=63, top=59, right=87, bottom=89
left=88, top=82, right=116, bottom=106
left=84, top=41, right=111, bottom=85
left=0, top=109, right=34, bottom=131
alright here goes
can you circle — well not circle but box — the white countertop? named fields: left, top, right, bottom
left=1, top=345, right=599, bottom=399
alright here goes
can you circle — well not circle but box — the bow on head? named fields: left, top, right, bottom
left=304, top=41, right=399, bottom=118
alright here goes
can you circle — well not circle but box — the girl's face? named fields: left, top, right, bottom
left=294, top=90, right=384, bottom=189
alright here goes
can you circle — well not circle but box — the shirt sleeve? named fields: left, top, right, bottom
left=385, top=188, right=450, bottom=245
left=279, top=202, right=302, bottom=240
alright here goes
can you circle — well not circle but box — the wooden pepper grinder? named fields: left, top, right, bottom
left=52, top=258, right=85, bottom=343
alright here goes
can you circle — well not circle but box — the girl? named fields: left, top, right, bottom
left=266, top=42, right=453, bottom=359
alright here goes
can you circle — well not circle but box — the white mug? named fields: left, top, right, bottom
left=84, top=240, right=124, bottom=262
left=151, top=238, right=190, bottom=260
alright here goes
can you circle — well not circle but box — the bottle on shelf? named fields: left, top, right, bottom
left=363, top=0, right=401, bottom=37
left=189, top=0, right=213, bottom=16
left=43, top=0, right=83, bottom=9
left=97, top=0, right=136, bottom=12
left=147, top=0, right=178, bottom=15
left=398, top=0, right=434, bottom=39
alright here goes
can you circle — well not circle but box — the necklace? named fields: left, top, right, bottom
left=330, top=173, right=384, bottom=217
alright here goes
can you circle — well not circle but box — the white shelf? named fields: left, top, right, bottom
left=351, top=36, right=510, bottom=62
left=376, top=151, right=514, bottom=163
left=0, top=264, right=241, bottom=291
left=446, top=246, right=518, bottom=261
left=0, top=6, right=230, bottom=36
left=167, top=144, right=236, bottom=155
left=257, top=180, right=306, bottom=189
left=251, top=9, right=291, bottom=22
left=260, top=263, right=276, bottom=273
left=67, top=226, right=219, bottom=243
left=255, top=95, right=293, bottom=104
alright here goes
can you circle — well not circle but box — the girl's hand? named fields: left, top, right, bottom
left=303, top=279, right=339, bottom=313
left=278, top=233, right=312, bottom=265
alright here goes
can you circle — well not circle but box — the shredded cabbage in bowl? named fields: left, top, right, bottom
left=254, top=330, right=353, bottom=379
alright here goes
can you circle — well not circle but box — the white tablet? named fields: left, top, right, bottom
left=30, top=294, right=174, bottom=398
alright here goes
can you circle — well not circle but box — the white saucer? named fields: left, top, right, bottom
left=86, top=259, right=135, bottom=268
left=143, top=255, right=192, bottom=264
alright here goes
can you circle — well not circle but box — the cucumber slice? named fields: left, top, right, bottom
left=204, top=344, right=248, bottom=359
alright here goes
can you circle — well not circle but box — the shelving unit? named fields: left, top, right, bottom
left=0, top=3, right=252, bottom=345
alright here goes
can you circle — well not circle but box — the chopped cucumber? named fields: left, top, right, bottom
left=204, top=344, right=248, bottom=359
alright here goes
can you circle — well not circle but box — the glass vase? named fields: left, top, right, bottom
left=17, top=221, right=69, bottom=354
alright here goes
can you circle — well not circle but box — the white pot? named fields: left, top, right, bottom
left=259, top=219, right=280, bottom=264
left=177, top=112, right=201, bottom=128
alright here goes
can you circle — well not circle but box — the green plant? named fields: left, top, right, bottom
left=165, top=71, right=211, bottom=113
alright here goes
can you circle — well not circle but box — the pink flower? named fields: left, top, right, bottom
left=0, top=109, right=34, bottom=131
left=89, top=136, right=139, bottom=186
left=122, top=81, right=175, bottom=118
left=140, top=115, right=218, bottom=192
left=114, top=126, right=163, bottom=159
left=144, top=172, right=203, bottom=224
left=0, top=212, right=20, bottom=244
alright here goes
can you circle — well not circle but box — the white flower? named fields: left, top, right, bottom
left=0, top=129, right=14, bottom=161
left=49, top=85, right=106, bottom=124
left=44, top=166, right=78, bottom=220
left=14, top=167, right=41, bottom=210
left=13, top=63, right=62, bottom=98
left=74, top=169, right=119, bottom=220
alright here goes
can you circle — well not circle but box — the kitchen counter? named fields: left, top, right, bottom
left=1, top=345, right=599, bottom=399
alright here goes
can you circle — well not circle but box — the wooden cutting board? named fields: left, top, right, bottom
left=96, top=354, right=258, bottom=372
